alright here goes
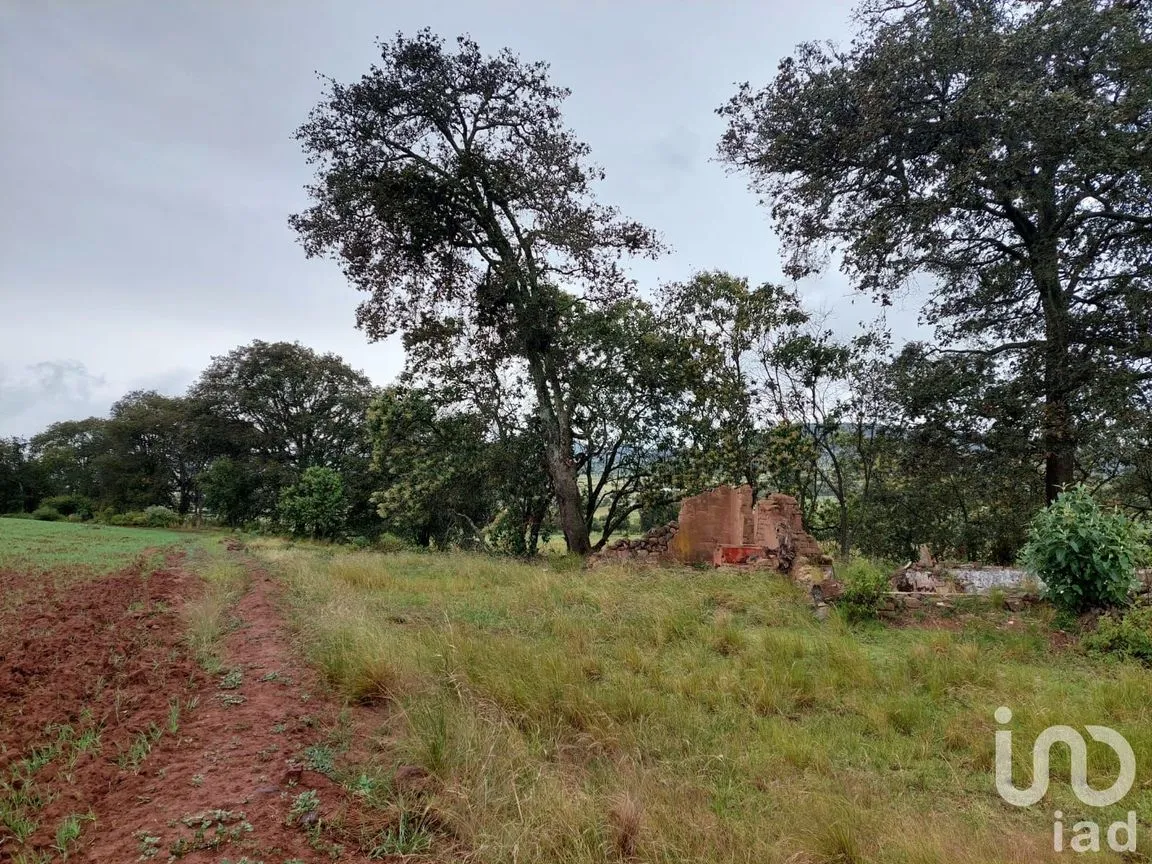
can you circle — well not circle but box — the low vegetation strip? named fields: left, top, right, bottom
left=259, top=543, right=1152, bottom=864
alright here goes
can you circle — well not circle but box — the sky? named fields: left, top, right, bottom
left=0, top=0, right=926, bottom=438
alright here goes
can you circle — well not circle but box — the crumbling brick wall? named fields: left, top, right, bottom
left=590, top=485, right=823, bottom=571
left=668, top=484, right=752, bottom=564
left=595, top=521, right=680, bottom=563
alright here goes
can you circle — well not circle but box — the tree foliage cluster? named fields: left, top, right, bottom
left=2, top=341, right=378, bottom=540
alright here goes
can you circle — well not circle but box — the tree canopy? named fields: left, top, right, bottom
left=290, top=30, right=662, bottom=553
left=719, top=0, right=1152, bottom=502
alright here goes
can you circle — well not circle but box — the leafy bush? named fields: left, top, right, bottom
left=144, top=505, right=180, bottom=528
left=1020, top=486, right=1150, bottom=613
left=837, top=558, right=892, bottom=621
left=640, top=500, right=679, bottom=532
left=108, top=511, right=149, bottom=527
left=40, top=494, right=94, bottom=520
left=31, top=506, right=61, bottom=522
left=374, top=532, right=410, bottom=553
left=278, top=467, right=348, bottom=540
left=1083, top=605, right=1152, bottom=664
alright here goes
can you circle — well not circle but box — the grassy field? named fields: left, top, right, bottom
left=6, top=519, right=1151, bottom=862
left=252, top=541, right=1152, bottom=863
left=0, top=516, right=198, bottom=571
left=0, top=517, right=220, bottom=620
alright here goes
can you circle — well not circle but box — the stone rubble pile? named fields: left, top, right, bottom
left=601, top=521, right=679, bottom=561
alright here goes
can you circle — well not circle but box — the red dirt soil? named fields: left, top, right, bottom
left=0, top=550, right=396, bottom=863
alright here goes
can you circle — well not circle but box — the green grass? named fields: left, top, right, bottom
left=0, top=517, right=200, bottom=572
left=182, top=556, right=248, bottom=674
left=0, top=518, right=223, bottom=626
left=254, top=540, right=1152, bottom=864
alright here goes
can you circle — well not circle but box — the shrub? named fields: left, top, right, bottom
left=1083, top=605, right=1152, bottom=664
left=144, top=505, right=180, bottom=528
left=1020, top=485, right=1150, bottom=613
left=39, top=494, right=94, bottom=520
left=374, top=532, right=410, bottom=554
left=837, top=558, right=892, bottom=621
left=109, top=511, right=149, bottom=527
left=640, top=500, right=679, bottom=532
left=32, top=505, right=62, bottom=522
left=278, top=467, right=348, bottom=540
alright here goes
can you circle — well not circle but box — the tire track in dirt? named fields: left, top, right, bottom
left=74, top=552, right=387, bottom=863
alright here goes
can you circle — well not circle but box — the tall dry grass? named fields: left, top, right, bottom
left=253, top=542, right=1152, bottom=863
left=182, top=555, right=247, bottom=673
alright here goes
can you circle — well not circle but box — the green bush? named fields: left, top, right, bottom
left=278, top=467, right=348, bottom=540
left=144, top=505, right=180, bottom=528
left=40, top=494, right=94, bottom=520
left=1083, top=605, right=1152, bottom=663
left=32, top=505, right=62, bottom=522
left=374, top=532, right=410, bottom=553
left=640, top=500, right=679, bottom=532
left=1020, top=486, right=1150, bottom=613
left=108, top=511, right=149, bottom=527
left=837, top=558, right=892, bottom=622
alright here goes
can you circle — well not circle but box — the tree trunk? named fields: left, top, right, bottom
left=1043, top=394, right=1076, bottom=503
left=529, top=361, right=591, bottom=555
left=837, top=500, right=850, bottom=560
left=1034, top=241, right=1076, bottom=503
left=543, top=437, right=591, bottom=554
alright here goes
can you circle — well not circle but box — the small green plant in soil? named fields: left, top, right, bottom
left=53, top=811, right=94, bottom=859
left=289, top=789, right=320, bottom=825
left=367, top=812, right=433, bottom=857
left=302, top=743, right=336, bottom=776
left=219, top=668, right=244, bottom=690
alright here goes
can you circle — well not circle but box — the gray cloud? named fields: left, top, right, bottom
left=0, top=361, right=109, bottom=436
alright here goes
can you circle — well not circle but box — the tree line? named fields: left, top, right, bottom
left=4, top=0, right=1149, bottom=560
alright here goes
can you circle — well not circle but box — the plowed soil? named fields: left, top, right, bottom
left=0, top=552, right=392, bottom=863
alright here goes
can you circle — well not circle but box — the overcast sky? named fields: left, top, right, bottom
left=0, top=0, right=925, bottom=438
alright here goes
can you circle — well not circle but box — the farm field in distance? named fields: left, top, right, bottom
left=5, top=517, right=1151, bottom=862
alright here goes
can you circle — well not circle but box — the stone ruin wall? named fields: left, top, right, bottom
left=591, top=485, right=823, bottom=572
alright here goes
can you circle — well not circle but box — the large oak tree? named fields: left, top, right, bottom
left=290, top=31, right=661, bottom=553
left=719, top=0, right=1152, bottom=502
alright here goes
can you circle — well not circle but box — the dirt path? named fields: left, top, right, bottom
left=75, top=554, right=384, bottom=863
left=0, top=547, right=399, bottom=863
